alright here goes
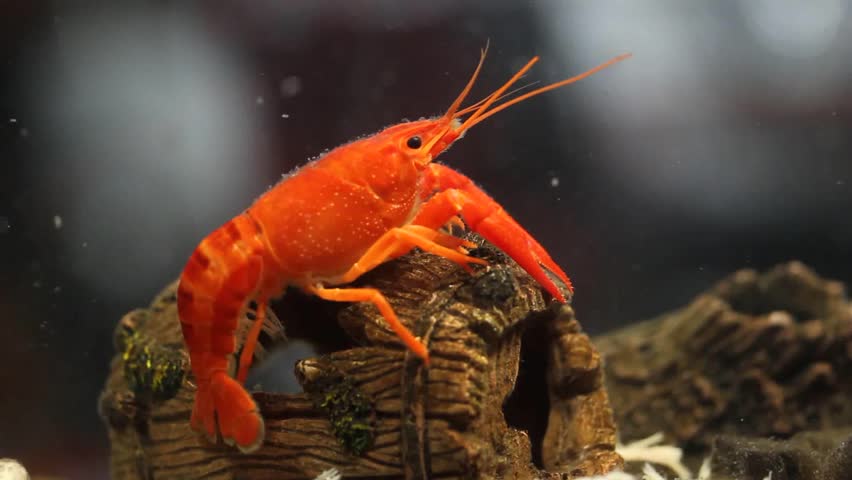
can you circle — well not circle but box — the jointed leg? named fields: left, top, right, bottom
left=306, top=284, right=430, bottom=365
left=384, top=223, right=477, bottom=260
left=237, top=298, right=267, bottom=385
left=334, top=224, right=486, bottom=285
left=307, top=224, right=491, bottom=364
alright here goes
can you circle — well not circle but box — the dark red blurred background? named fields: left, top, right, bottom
left=2, top=1, right=852, bottom=478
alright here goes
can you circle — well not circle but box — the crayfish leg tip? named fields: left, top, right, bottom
left=414, top=347, right=431, bottom=367
left=551, top=290, right=568, bottom=304
left=236, top=427, right=265, bottom=454
left=221, top=413, right=265, bottom=453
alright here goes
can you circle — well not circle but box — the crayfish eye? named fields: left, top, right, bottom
left=406, top=135, right=422, bottom=149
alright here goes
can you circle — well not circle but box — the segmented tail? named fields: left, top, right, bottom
left=176, top=213, right=269, bottom=452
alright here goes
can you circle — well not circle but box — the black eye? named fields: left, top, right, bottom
left=406, top=136, right=422, bottom=149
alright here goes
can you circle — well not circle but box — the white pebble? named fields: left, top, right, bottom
left=0, top=458, right=30, bottom=480
left=641, top=463, right=666, bottom=480
left=313, top=468, right=341, bottom=480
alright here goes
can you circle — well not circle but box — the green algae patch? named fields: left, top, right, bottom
left=306, top=373, right=375, bottom=456
left=115, top=312, right=186, bottom=402
left=123, top=341, right=185, bottom=401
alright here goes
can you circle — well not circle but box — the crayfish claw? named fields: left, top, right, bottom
left=414, top=164, right=573, bottom=302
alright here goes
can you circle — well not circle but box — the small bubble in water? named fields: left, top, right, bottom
left=81, top=242, right=88, bottom=248
left=9, top=118, right=17, bottom=123
left=281, top=113, right=290, bottom=119
left=550, top=177, right=560, bottom=187
left=33, top=280, right=42, bottom=289
left=279, top=76, right=302, bottom=98
left=19, top=128, right=29, bottom=137
left=255, top=96, right=265, bottom=105
left=53, top=215, right=63, bottom=230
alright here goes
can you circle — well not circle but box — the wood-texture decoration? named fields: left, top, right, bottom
left=99, top=239, right=622, bottom=479
left=597, top=261, right=852, bottom=449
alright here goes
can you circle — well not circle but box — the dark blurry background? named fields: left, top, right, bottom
left=2, top=1, right=851, bottom=478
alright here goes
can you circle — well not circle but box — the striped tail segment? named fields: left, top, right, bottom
left=176, top=212, right=272, bottom=452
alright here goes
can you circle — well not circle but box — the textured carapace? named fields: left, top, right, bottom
left=176, top=46, right=630, bottom=452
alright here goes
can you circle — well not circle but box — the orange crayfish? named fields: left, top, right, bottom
left=177, top=47, right=630, bottom=452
